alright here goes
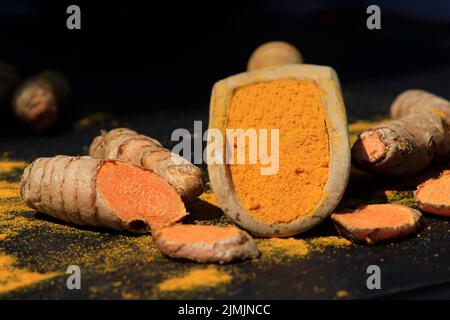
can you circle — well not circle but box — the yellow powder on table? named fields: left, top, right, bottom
left=0, top=253, right=56, bottom=294
left=336, top=290, right=349, bottom=298
left=258, top=238, right=309, bottom=258
left=0, top=161, right=28, bottom=175
left=227, top=79, right=329, bottom=224
left=0, top=181, right=21, bottom=199
left=158, top=266, right=231, bottom=292
left=308, top=236, right=352, bottom=250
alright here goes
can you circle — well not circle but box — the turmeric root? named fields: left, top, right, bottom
left=154, top=224, right=259, bottom=264
left=13, top=71, right=70, bottom=132
left=20, top=156, right=187, bottom=233
left=415, top=170, right=450, bottom=217
left=332, top=204, right=422, bottom=244
left=247, top=41, right=303, bottom=71
left=0, top=61, right=19, bottom=110
left=352, top=90, right=450, bottom=176
left=89, top=128, right=204, bottom=201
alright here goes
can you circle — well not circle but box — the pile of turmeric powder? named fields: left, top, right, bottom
left=227, top=79, right=329, bottom=224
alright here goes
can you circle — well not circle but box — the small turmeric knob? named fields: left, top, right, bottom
left=247, top=41, right=303, bottom=71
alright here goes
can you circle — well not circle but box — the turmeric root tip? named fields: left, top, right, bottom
left=415, top=170, right=450, bottom=217
left=351, top=111, right=444, bottom=176
left=20, top=156, right=187, bottom=233
left=247, top=41, right=303, bottom=71
left=153, top=225, right=260, bottom=264
left=331, top=204, right=422, bottom=244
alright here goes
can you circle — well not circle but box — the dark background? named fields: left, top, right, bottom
left=1, top=0, right=450, bottom=124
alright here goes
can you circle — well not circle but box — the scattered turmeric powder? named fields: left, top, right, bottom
left=73, top=112, right=117, bottom=129
left=308, top=236, right=352, bottom=251
left=0, top=252, right=56, bottom=295
left=0, top=161, right=28, bottom=175
left=158, top=266, right=231, bottom=292
left=0, top=181, right=21, bottom=198
left=258, top=238, right=310, bottom=258
left=228, top=79, right=329, bottom=225
left=336, top=290, right=349, bottom=299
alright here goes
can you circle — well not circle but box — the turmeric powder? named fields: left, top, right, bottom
left=158, top=266, right=232, bottom=292
left=227, top=79, right=329, bottom=224
left=0, top=253, right=56, bottom=294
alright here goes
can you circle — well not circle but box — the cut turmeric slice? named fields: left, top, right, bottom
left=153, top=224, right=259, bottom=264
left=20, top=156, right=187, bottom=233
left=331, top=204, right=422, bottom=244
left=415, top=170, right=450, bottom=217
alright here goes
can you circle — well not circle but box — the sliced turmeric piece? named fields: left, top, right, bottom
left=415, top=170, right=450, bottom=216
left=331, top=204, right=422, bottom=244
left=153, top=224, right=259, bottom=264
left=20, top=156, right=187, bottom=233
left=89, top=128, right=204, bottom=202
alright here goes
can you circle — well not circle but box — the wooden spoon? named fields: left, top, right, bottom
left=207, top=43, right=350, bottom=237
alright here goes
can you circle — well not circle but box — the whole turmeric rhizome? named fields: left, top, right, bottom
left=21, top=156, right=187, bottom=233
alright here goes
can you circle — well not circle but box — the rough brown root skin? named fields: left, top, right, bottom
left=352, top=90, right=450, bottom=176
left=20, top=156, right=187, bottom=233
left=247, top=41, right=303, bottom=71
left=89, top=128, right=204, bottom=202
left=415, top=170, right=450, bottom=217
left=153, top=224, right=260, bottom=264
left=331, top=204, right=422, bottom=244
left=12, top=72, right=70, bottom=132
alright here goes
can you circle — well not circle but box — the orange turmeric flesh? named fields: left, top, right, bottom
left=355, top=131, right=386, bottom=163
left=154, top=225, right=259, bottom=264
left=415, top=170, right=450, bottom=216
left=97, top=161, right=187, bottom=232
left=227, top=79, right=329, bottom=224
left=156, top=224, right=240, bottom=244
left=332, top=204, right=422, bottom=243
